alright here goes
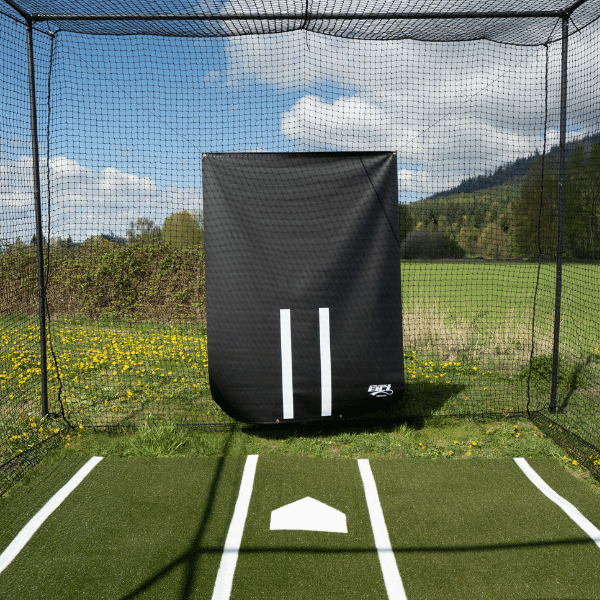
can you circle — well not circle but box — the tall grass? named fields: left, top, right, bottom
left=401, top=261, right=600, bottom=359
left=402, top=298, right=554, bottom=365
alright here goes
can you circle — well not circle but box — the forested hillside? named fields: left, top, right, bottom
left=405, top=136, right=600, bottom=260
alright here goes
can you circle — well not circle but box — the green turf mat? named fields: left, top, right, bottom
left=370, top=459, right=600, bottom=600
left=526, top=458, right=600, bottom=527
left=1, top=457, right=599, bottom=599
left=0, top=456, right=248, bottom=600
left=231, top=456, right=387, bottom=600
left=0, top=457, right=91, bottom=551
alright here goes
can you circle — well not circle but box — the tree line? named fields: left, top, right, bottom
left=125, top=210, right=203, bottom=247
left=6, top=136, right=600, bottom=262
left=9, top=210, right=204, bottom=252
left=404, top=138, right=600, bottom=260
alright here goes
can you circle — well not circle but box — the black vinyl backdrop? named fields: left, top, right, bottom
left=203, top=152, right=404, bottom=423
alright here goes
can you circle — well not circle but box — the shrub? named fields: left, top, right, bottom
left=0, top=242, right=206, bottom=323
left=400, top=229, right=466, bottom=259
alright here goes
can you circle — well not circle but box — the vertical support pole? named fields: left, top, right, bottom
left=549, top=14, right=569, bottom=414
left=27, top=19, right=49, bottom=417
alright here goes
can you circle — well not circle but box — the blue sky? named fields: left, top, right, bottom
left=1, top=6, right=598, bottom=244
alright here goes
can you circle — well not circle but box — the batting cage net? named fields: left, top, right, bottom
left=1, top=0, right=600, bottom=492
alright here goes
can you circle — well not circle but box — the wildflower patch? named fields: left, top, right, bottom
left=0, top=317, right=226, bottom=461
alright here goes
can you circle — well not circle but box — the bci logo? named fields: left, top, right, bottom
left=368, top=384, right=393, bottom=397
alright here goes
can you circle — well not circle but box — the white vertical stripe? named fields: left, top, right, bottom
left=212, top=455, right=259, bottom=600
left=0, top=456, right=103, bottom=574
left=319, top=307, right=332, bottom=417
left=280, top=309, right=294, bottom=420
left=358, top=459, right=408, bottom=600
left=514, top=458, right=600, bottom=549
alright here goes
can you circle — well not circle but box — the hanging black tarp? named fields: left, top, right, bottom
left=203, top=152, right=403, bottom=423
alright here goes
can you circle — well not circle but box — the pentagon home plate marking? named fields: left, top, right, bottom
left=270, top=497, right=348, bottom=533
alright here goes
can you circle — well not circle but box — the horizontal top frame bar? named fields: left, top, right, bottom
left=30, top=10, right=567, bottom=22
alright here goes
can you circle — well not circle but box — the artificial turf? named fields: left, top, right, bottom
left=371, top=459, right=600, bottom=600
left=232, top=456, right=388, bottom=599
left=0, top=456, right=247, bottom=600
left=1, top=457, right=599, bottom=600
left=0, top=456, right=91, bottom=554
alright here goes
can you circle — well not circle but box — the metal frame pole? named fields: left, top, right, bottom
left=28, top=10, right=563, bottom=21
left=26, top=18, right=49, bottom=417
left=549, top=14, right=569, bottom=414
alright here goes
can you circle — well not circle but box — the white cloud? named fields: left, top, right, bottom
left=535, top=128, right=583, bottom=149
left=398, top=168, right=435, bottom=194
left=0, top=156, right=36, bottom=208
left=0, top=156, right=202, bottom=243
left=222, top=19, right=599, bottom=192
left=45, top=158, right=159, bottom=210
left=280, top=93, right=548, bottom=190
left=99, top=167, right=158, bottom=195
left=281, top=95, right=401, bottom=150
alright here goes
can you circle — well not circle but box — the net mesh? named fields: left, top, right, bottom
left=2, top=0, right=600, bottom=491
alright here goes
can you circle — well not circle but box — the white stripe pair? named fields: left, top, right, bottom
left=280, top=307, right=331, bottom=420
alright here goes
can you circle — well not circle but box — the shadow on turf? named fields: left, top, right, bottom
left=117, top=429, right=237, bottom=600
left=241, top=382, right=465, bottom=440
left=117, top=531, right=594, bottom=600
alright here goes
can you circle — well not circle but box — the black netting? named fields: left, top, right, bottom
left=1, top=1, right=600, bottom=492
left=0, top=12, right=62, bottom=491
left=5, top=0, right=600, bottom=45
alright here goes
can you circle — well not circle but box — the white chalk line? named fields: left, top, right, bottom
left=514, top=457, right=600, bottom=549
left=358, top=458, right=408, bottom=600
left=211, top=454, right=259, bottom=600
left=0, top=456, right=103, bottom=574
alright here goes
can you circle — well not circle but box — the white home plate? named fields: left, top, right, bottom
left=270, top=497, right=347, bottom=533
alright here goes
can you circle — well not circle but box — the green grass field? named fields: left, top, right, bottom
left=401, top=261, right=600, bottom=359
left=1, top=260, right=599, bottom=481
left=1, top=455, right=600, bottom=599
left=399, top=261, right=600, bottom=458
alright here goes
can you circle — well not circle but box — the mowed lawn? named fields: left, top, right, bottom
left=401, top=261, right=600, bottom=355
left=1, top=456, right=600, bottom=599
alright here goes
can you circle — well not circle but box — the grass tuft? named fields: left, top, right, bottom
left=122, top=423, right=192, bottom=458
